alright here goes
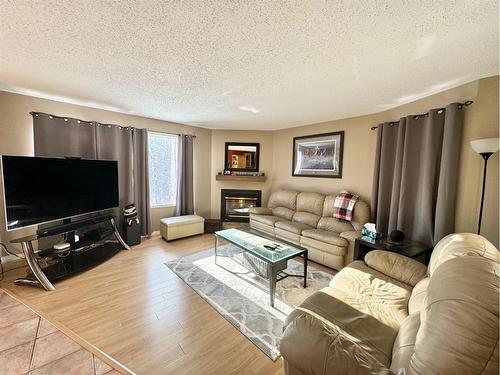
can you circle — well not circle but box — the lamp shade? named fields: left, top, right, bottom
left=470, top=138, right=500, bottom=154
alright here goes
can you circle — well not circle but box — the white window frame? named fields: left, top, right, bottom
left=148, top=131, right=178, bottom=208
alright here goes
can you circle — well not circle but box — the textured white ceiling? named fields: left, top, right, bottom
left=0, top=1, right=498, bottom=130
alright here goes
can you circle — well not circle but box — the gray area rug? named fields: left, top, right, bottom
left=165, top=244, right=333, bottom=360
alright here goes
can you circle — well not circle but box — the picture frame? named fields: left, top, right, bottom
left=224, top=142, right=260, bottom=172
left=292, top=131, right=344, bottom=178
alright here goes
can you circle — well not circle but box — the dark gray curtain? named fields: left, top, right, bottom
left=33, top=114, right=96, bottom=158
left=371, top=103, right=464, bottom=246
left=176, top=134, right=194, bottom=216
left=132, top=129, right=151, bottom=235
left=33, top=113, right=152, bottom=236
left=95, top=124, right=134, bottom=231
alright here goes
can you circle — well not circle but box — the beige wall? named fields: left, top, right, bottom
left=455, top=77, right=499, bottom=247
left=0, top=91, right=212, bottom=247
left=210, top=130, right=274, bottom=219
left=271, top=114, right=376, bottom=201
left=270, top=76, right=498, bottom=247
left=1, top=75, right=498, bottom=250
left=271, top=80, right=480, bottom=200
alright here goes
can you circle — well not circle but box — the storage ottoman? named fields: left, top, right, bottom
left=160, top=215, right=205, bottom=241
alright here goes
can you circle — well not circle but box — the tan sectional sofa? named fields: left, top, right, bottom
left=280, top=233, right=499, bottom=375
left=249, top=189, right=370, bottom=270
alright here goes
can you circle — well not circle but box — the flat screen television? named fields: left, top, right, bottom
left=1, top=155, right=119, bottom=231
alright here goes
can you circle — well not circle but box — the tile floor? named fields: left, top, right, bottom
left=0, top=290, right=120, bottom=375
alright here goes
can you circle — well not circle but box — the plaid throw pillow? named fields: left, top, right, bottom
left=333, top=190, right=359, bottom=221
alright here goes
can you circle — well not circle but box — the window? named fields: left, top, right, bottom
left=148, top=132, right=178, bottom=207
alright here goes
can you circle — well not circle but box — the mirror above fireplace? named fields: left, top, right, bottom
left=224, top=142, right=260, bottom=172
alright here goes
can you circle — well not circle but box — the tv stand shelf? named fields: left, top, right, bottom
left=11, top=214, right=119, bottom=243
left=11, top=215, right=130, bottom=291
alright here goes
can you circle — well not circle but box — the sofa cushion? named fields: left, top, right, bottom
left=250, top=214, right=281, bottom=226
left=301, top=229, right=348, bottom=247
left=408, top=277, right=430, bottom=314
left=268, top=190, right=298, bottom=210
left=317, top=216, right=354, bottom=233
left=275, top=220, right=312, bottom=234
left=268, top=190, right=299, bottom=220
left=281, top=308, right=393, bottom=375
left=409, top=256, right=499, bottom=375
left=296, top=192, right=325, bottom=216
left=275, top=228, right=301, bottom=245
left=304, top=247, right=345, bottom=270
left=272, top=207, right=295, bottom=221
left=286, top=260, right=413, bottom=367
left=250, top=219, right=275, bottom=235
left=248, top=207, right=272, bottom=215
left=350, top=200, right=371, bottom=231
left=428, top=232, right=499, bottom=276
left=292, top=212, right=321, bottom=228
left=330, top=261, right=412, bottom=326
left=286, top=290, right=395, bottom=367
left=321, top=195, right=370, bottom=231
left=300, top=236, right=346, bottom=257
left=390, top=313, right=420, bottom=373
left=364, top=250, right=427, bottom=287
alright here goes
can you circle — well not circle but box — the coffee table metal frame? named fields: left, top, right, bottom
left=214, top=227, right=308, bottom=307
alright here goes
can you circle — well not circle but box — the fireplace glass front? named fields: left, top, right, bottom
left=221, top=189, right=262, bottom=222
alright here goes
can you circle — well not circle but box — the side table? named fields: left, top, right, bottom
left=354, top=236, right=433, bottom=265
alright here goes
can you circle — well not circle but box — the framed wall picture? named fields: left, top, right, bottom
left=224, top=142, right=260, bottom=172
left=292, top=131, right=344, bottom=178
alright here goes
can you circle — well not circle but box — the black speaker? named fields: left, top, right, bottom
left=123, top=218, right=141, bottom=246
left=390, top=230, right=405, bottom=243
left=123, top=204, right=141, bottom=246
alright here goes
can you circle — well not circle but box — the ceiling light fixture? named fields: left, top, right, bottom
left=238, top=105, right=260, bottom=114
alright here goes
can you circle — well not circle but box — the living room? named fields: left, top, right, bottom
left=0, top=2, right=498, bottom=375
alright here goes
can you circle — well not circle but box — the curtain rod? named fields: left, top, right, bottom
left=370, top=100, right=474, bottom=130
left=149, top=129, right=197, bottom=138
left=30, top=111, right=196, bottom=138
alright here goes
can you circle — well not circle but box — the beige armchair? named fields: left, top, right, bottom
left=280, top=233, right=499, bottom=374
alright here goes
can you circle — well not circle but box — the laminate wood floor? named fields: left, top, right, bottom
left=1, top=233, right=292, bottom=375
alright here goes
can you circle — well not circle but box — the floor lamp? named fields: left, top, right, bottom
left=470, top=138, right=500, bottom=234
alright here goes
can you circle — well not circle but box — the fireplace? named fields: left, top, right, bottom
left=221, top=189, right=262, bottom=222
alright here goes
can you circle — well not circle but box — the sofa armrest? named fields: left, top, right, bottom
left=248, top=207, right=272, bottom=215
left=340, top=230, right=362, bottom=242
left=364, top=250, right=427, bottom=287
left=340, top=230, right=362, bottom=266
left=281, top=310, right=392, bottom=375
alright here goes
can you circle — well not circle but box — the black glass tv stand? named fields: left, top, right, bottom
left=10, top=215, right=130, bottom=291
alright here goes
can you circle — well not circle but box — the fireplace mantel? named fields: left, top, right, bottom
left=216, top=175, right=266, bottom=182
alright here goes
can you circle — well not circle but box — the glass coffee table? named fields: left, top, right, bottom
left=214, top=227, right=308, bottom=307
